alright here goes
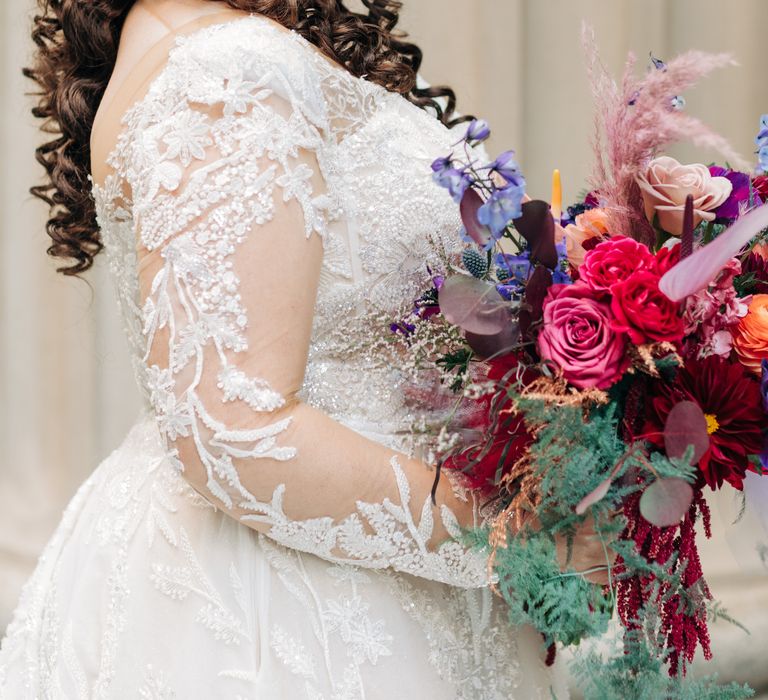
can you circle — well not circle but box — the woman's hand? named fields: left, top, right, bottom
left=554, top=515, right=616, bottom=586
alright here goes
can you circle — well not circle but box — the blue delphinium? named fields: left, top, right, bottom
left=756, top=115, right=768, bottom=174
left=431, top=157, right=472, bottom=203
left=431, top=119, right=528, bottom=249
left=464, top=118, right=491, bottom=144
left=488, top=150, right=525, bottom=186
left=477, top=183, right=527, bottom=238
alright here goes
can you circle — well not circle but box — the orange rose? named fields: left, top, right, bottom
left=752, top=242, right=768, bottom=262
left=562, top=208, right=610, bottom=269
left=732, top=294, right=768, bottom=374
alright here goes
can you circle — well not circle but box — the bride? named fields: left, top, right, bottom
left=0, top=1, right=604, bottom=696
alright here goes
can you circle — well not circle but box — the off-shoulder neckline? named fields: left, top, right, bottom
left=91, top=13, right=386, bottom=194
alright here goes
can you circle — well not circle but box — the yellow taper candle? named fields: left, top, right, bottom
left=551, top=169, right=562, bottom=222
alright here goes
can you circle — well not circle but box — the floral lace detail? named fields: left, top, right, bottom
left=92, top=15, right=488, bottom=589
left=260, top=540, right=395, bottom=700
left=384, top=573, right=522, bottom=700
left=0, top=14, right=561, bottom=700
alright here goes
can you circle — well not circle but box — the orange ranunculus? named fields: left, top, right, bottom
left=562, top=208, right=610, bottom=269
left=732, top=294, right=768, bottom=374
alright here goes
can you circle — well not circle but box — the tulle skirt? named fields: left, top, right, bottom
left=0, top=411, right=568, bottom=699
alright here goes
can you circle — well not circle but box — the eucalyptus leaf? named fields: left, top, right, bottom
left=438, top=275, right=510, bottom=335
left=664, top=400, right=709, bottom=464
left=465, top=323, right=520, bottom=359
left=639, top=478, right=694, bottom=527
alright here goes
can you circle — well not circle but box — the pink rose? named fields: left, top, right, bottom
left=538, top=283, right=629, bottom=389
left=579, top=235, right=656, bottom=293
left=636, top=156, right=732, bottom=235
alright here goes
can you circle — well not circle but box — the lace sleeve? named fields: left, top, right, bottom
left=125, top=33, right=490, bottom=588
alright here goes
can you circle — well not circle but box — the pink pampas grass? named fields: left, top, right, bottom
left=582, top=23, right=748, bottom=244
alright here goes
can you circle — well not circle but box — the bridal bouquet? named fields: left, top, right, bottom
left=395, top=30, right=768, bottom=699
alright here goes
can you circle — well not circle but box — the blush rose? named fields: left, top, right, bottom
left=562, top=208, right=610, bottom=269
left=636, top=156, right=732, bottom=235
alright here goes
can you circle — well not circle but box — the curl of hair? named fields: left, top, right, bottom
left=26, top=0, right=472, bottom=276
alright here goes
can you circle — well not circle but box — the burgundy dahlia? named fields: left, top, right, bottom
left=644, top=355, right=764, bottom=490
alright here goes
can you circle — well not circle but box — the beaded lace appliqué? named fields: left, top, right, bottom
left=92, top=16, right=489, bottom=589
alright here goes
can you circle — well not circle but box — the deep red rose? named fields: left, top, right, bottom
left=654, top=242, right=681, bottom=276
left=579, top=235, right=656, bottom=294
left=752, top=174, right=768, bottom=201
left=644, top=356, right=765, bottom=490
left=610, top=271, right=685, bottom=344
left=443, top=352, right=534, bottom=491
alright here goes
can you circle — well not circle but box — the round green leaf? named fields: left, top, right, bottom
left=639, top=478, right=694, bottom=527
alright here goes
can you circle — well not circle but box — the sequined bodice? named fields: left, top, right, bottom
left=93, top=15, right=465, bottom=436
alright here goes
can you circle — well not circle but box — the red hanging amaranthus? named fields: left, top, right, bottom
left=614, top=486, right=713, bottom=676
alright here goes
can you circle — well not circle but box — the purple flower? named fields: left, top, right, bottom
left=496, top=284, right=517, bottom=301
left=465, top=118, right=491, bottom=144
left=390, top=321, right=416, bottom=337
left=432, top=167, right=472, bottom=203
left=761, top=359, right=768, bottom=413
left=431, top=156, right=453, bottom=174
left=650, top=54, right=667, bottom=71
left=709, top=166, right=752, bottom=219
left=477, top=183, right=526, bottom=237
left=488, top=151, right=524, bottom=186
left=496, top=252, right=531, bottom=285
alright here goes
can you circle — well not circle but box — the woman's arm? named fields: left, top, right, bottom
left=132, top=62, right=488, bottom=588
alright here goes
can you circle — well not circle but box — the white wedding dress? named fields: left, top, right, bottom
left=0, top=14, right=566, bottom=699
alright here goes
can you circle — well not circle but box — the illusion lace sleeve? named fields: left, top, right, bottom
left=123, top=32, right=489, bottom=588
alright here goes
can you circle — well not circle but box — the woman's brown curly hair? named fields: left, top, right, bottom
left=25, top=0, right=471, bottom=276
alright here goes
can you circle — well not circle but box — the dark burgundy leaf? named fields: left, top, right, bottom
left=460, top=189, right=492, bottom=249
left=513, top=200, right=558, bottom=269
left=639, top=478, right=694, bottom=527
left=519, top=265, right=553, bottom=339
left=664, top=400, right=709, bottom=464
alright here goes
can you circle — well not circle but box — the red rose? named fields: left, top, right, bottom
left=443, top=352, right=534, bottom=491
left=654, top=243, right=681, bottom=276
left=611, top=271, right=684, bottom=344
left=579, top=235, right=656, bottom=293
left=752, top=174, right=768, bottom=202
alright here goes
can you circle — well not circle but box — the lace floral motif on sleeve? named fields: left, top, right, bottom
left=112, top=19, right=490, bottom=588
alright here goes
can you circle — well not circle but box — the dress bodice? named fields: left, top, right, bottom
left=93, top=14, right=466, bottom=438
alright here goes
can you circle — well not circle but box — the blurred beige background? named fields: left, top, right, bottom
left=1, top=0, right=767, bottom=694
